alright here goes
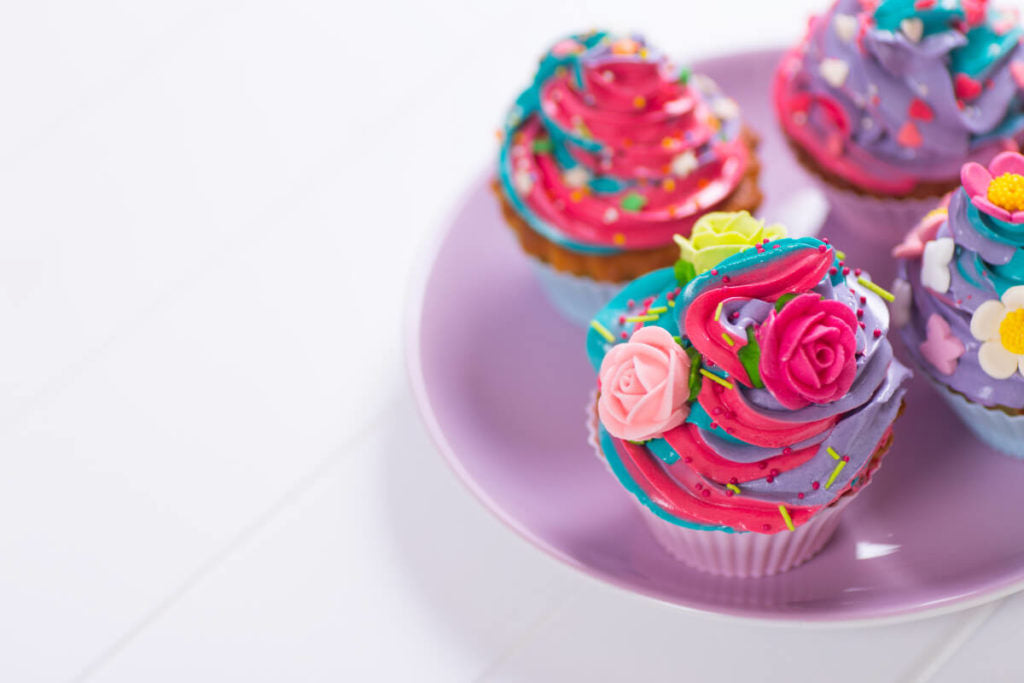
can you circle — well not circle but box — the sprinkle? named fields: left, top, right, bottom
left=836, top=250, right=846, bottom=261
left=590, top=320, right=615, bottom=343
left=625, top=314, right=659, bottom=323
left=722, top=333, right=735, bottom=346
left=726, top=483, right=741, bottom=495
left=621, top=193, right=647, bottom=212
left=778, top=505, right=796, bottom=532
left=699, top=368, right=733, bottom=390
left=857, top=277, right=895, bottom=302
left=647, top=306, right=668, bottom=314
left=827, top=446, right=841, bottom=460
left=825, top=460, right=847, bottom=489
left=668, top=300, right=675, bottom=307
left=714, top=301, right=724, bottom=321
left=633, top=95, right=647, bottom=109
left=613, top=232, right=626, bottom=245
left=532, top=138, right=553, bottom=154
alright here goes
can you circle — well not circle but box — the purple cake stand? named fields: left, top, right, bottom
left=406, top=48, right=1024, bottom=622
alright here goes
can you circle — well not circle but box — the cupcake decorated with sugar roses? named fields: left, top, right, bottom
left=587, top=212, right=910, bottom=577
left=496, top=30, right=762, bottom=326
left=894, top=151, right=1024, bottom=457
left=775, top=0, right=1024, bottom=241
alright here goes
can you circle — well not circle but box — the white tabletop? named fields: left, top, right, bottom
left=5, top=1, right=1024, bottom=680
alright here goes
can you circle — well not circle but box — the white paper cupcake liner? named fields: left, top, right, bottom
left=931, top=381, right=1024, bottom=459
left=820, top=183, right=939, bottom=247
left=585, top=392, right=848, bottom=578
left=530, top=260, right=624, bottom=327
left=633, top=494, right=851, bottom=578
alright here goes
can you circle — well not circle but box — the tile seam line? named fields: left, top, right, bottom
left=68, top=399, right=399, bottom=683
left=472, top=586, right=583, bottom=683
left=905, top=598, right=1003, bottom=683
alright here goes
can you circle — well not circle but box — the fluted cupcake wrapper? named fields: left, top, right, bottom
left=820, top=184, right=939, bottom=247
left=585, top=392, right=847, bottom=578
left=531, top=260, right=625, bottom=327
left=930, top=381, right=1024, bottom=459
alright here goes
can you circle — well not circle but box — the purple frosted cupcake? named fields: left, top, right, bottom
left=894, top=151, right=1024, bottom=457
left=775, top=0, right=1024, bottom=242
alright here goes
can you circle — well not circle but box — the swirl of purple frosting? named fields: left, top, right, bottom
left=775, top=0, right=1024, bottom=194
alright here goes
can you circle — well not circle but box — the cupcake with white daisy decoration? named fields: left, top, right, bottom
left=496, top=30, right=762, bottom=326
left=894, top=151, right=1024, bottom=457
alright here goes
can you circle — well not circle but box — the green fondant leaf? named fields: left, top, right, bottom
left=774, top=292, right=797, bottom=312
left=686, top=345, right=702, bottom=402
left=737, top=326, right=764, bottom=389
left=674, top=259, right=696, bottom=288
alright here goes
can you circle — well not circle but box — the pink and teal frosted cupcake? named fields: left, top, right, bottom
left=894, top=151, right=1024, bottom=457
left=586, top=212, right=910, bottom=577
left=775, top=0, right=1024, bottom=241
left=496, top=30, right=762, bottom=326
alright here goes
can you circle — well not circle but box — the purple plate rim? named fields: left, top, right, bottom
left=404, top=47, right=1024, bottom=625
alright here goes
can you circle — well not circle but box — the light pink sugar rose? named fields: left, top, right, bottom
left=757, top=293, right=859, bottom=410
left=597, top=326, right=690, bottom=441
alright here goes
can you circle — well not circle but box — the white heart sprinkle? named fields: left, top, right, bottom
left=603, top=208, right=619, bottom=224
left=901, top=17, right=923, bottom=43
left=833, top=14, right=857, bottom=43
left=513, top=170, right=534, bottom=194
left=564, top=166, right=590, bottom=188
left=711, top=97, right=739, bottom=120
left=670, top=151, right=699, bottom=177
left=819, top=58, right=850, bottom=88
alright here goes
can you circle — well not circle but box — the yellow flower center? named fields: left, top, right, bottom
left=998, top=308, right=1024, bottom=355
left=987, top=173, right=1024, bottom=212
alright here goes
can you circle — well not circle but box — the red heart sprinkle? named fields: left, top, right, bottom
left=954, top=73, right=983, bottom=101
left=908, top=98, right=933, bottom=121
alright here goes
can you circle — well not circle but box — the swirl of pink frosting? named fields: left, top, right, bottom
left=597, top=326, right=690, bottom=441
left=503, top=32, right=751, bottom=250
left=757, top=294, right=859, bottom=410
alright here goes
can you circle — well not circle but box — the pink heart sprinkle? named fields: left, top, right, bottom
left=897, top=121, right=923, bottom=148
left=1011, top=62, right=1024, bottom=90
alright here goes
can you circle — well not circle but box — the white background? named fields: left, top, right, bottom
left=4, top=0, right=1024, bottom=680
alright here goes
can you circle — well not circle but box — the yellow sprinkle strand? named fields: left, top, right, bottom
left=825, top=460, right=847, bottom=489
left=699, top=368, right=733, bottom=390
left=827, top=446, right=841, bottom=461
left=714, top=301, right=724, bottom=321
left=778, top=505, right=796, bottom=532
left=668, top=300, right=675, bottom=307
left=722, top=333, right=735, bottom=346
left=857, top=277, right=895, bottom=302
left=726, top=483, right=741, bottom=494
left=590, top=320, right=615, bottom=343
left=625, top=314, right=658, bottom=323
left=836, top=250, right=846, bottom=261
left=647, top=306, right=668, bottom=314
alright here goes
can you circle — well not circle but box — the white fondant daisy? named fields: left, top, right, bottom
left=921, top=237, right=955, bottom=293
left=970, top=286, right=1024, bottom=379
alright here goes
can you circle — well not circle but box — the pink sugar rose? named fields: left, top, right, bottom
left=597, top=326, right=690, bottom=441
left=757, top=293, right=859, bottom=410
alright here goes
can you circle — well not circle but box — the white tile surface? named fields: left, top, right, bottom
left=85, top=398, right=582, bottom=683
left=0, top=0, right=1020, bottom=680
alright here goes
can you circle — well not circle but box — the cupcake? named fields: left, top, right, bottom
left=496, top=30, right=762, bottom=326
left=774, top=0, right=1024, bottom=241
left=894, top=151, right=1024, bottom=457
left=586, top=213, right=911, bottom=577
